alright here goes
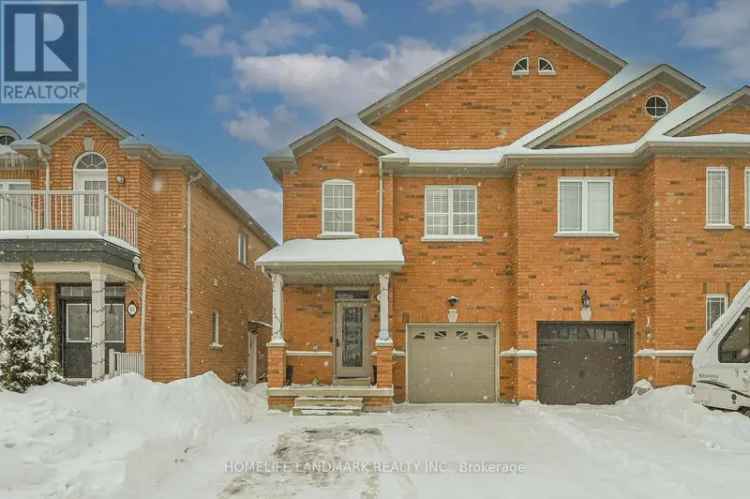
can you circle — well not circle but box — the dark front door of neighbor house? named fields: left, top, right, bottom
left=59, top=285, right=126, bottom=379
left=335, top=302, right=369, bottom=378
left=537, top=322, right=633, bottom=405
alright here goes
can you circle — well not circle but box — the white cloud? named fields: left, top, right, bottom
left=228, top=187, right=283, bottom=242
left=180, top=25, right=237, bottom=56
left=232, top=38, right=452, bottom=118
left=224, top=106, right=303, bottom=149
left=666, top=0, right=750, bottom=80
left=242, top=13, right=317, bottom=55
left=105, top=0, right=229, bottom=16
left=292, top=0, right=366, bottom=26
left=427, top=0, right=626, bottom=15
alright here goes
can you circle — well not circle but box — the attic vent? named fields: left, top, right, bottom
left=538, top=57, right=555, bottom=75
left=645, top=96, right=669, bottom=119
left=512, top=57, right=529, bottom=75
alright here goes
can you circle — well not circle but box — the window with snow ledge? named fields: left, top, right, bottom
left=512, top=57, right=529, bottom=75
left=538, top=57, right=555, bottom=75
left=320, top=179, right=356, bottom=237
left=556, top=178, right=616, bottom=237
left=423, top=185, right=480, bottom=241
left=706, top=167, right=731, bottom=229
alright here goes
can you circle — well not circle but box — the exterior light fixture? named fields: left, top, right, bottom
left=581, top=289, right=592, bottom=321
left=116, top=175, right=126, bottom=184
left=448, top=296, right=459, bottom=323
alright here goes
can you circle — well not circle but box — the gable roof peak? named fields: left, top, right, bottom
left=358, top=9, right=627, bottom=124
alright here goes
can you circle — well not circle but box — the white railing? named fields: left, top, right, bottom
left=108, top=350, right=145, bottom=377
left=0, top=190, right=138, bottom=248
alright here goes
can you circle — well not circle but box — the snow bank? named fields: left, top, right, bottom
left=618, top=385, right=750, bottom=450
left=0, top=373, right=267, bottom=499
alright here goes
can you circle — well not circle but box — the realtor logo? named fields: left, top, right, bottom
left=1, top=0, right=87, bottom=103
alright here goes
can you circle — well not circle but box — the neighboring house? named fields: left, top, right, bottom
left=0, top=104, right=276, bottom=384
left=257, top=10, right=750, bottom=411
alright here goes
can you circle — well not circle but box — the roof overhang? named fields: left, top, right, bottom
left=256, top=238, right=404, bottom=285
left=526, top=65, right=705, bottom=149
left=358, top=9, right=627, bottom=125
left=666, top=86, right=750, bottom=137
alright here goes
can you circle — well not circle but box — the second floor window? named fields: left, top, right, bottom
left=211, top=311, right=221, bottom=346
left=424, top=186, right=477, bottom=238
left=706, top=167, right=729, bottom=227
left=558, top=178, right=613, bottom=234
left=322, top=180, right=354, bottom=235
left=238, top=232, right=248, bottom=265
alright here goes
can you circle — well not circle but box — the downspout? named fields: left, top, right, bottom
left=185, top=172, right=203, bottom=378
left=132, top=256, right=146, bottom=368
left=378, top=157, right=383, bottom=238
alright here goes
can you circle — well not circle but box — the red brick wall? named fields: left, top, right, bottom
left=371, top=31, right=610, bottom=149
left=283, top=137, right=382, bottom=241
left=687, top=104, right=750, bottom=136
left=554, top=84, right=687, bottom=146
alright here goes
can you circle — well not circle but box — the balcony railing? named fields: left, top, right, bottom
left=0, top=190, right=138, bottom=249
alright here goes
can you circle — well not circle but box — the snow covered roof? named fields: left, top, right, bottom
left=256, top=238, right=404, bottom=271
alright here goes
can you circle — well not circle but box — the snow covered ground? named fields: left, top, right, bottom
left=1, top=374, right=749, bottom=499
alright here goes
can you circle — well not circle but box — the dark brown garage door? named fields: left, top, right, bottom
left=538, top=322, right=633, bottom=405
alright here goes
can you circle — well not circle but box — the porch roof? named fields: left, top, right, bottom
left=256, top=238, right=404, bottom=284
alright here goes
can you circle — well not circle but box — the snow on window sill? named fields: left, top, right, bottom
left=317, top=232, right=359, bottom=239
left=704, top=224, right=734, bottom=230
left=421, top=235, right=483, bottom=242
left=209, top=343, right=223, bottom=351
left=554, top=231, right=619, bottom=239
left=511, top=70, right=529, bottom=76
left=538, top=71, right=557, bottom=76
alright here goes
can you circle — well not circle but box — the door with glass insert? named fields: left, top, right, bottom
left=63, top=302, right=92, bottom=379
left=335, top=302, right=369, bottom=377
left=74, top=175, right=107, bottom=231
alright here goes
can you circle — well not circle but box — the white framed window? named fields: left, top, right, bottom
left=557, top=178, right=614, bottom=235
left=645, top=96, right=669, bottom=119
left=706, top=294, right=728, bottom=333
left=423, top=186, right=479, bottom=240
left=538, top=57, right=555, bottom=75
left=512, top=57, right=529, bottom=75
left=745, top=167, right=750, bottom=228
left=321, top=179, right=355, bottom=236
left=211, top=310, right=221, bottom=346
left=706, top=166, right=730, bottom=228
left=238, top=232, right=248, bottom=265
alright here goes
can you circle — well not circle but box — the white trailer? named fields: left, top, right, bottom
left=692, top=281, right=750, bottom=414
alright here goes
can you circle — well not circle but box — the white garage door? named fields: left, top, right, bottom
left=407, top=324, right=496, bottom=403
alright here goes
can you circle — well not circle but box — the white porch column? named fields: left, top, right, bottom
left=377, top=273, right=392, bottom=345
left=90, top=271, right=107, bottom=378
left=0, top=272, right=16, bottom=326
left=270, top=273, right=285, bottom=345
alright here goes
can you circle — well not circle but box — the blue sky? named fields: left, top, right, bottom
left=1, top=0, right=748, bottom=240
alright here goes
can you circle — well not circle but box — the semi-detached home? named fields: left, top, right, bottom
left=257, top=10, right=750, bottom=412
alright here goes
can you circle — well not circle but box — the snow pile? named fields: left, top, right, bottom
left=618, top=385, right=750, bottom=450
left=0, top=373, right=266, bottom=499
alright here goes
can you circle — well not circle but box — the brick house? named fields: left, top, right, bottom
left=258, top=9, right=750, bottom=411
left=0, top=104, right=276, bottom=384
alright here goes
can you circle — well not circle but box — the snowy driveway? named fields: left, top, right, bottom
left=2, top=375, right=750, bottom=499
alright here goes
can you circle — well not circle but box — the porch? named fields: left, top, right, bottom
left=256, top=238, right=404, bottom=412
left=0, top=189, right=138, bottom=251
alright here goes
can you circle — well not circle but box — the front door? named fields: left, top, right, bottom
left=335, top=302, right=369, bottom=377
left=74, top=174, right=107, bottom=231
left=63, top=302, right=92, bottom=379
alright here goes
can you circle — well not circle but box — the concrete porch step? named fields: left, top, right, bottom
left=292, top=395, right=364, bottom=416
left=334, top=377, right=371, bottom=387
left=295, top=396, right=364, bottom=408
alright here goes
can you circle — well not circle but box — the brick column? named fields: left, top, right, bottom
left=267, top=344, right=287, bottom=388
left=375, top=344, right=393, bottom=389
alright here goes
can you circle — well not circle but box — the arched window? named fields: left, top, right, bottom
left=538, top=57, right=556, bottom=75
left=0, top=126, right=20, bottom=146
left=75, top=152, right=107, bottom=170
left=645, top=96, right=669, bottom=119
left=321, top=179, right=355, bottom=235
left=512, top=57, right=529, bottom=75
left=0, top=135, right=15, bottom=146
